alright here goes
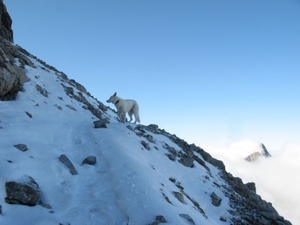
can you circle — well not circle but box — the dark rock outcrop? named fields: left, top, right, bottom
left=0, top=0, right=13, bottom=42
left=5, top=175, right=42, bottom=206
left=0, top=40, right=30, bottom=100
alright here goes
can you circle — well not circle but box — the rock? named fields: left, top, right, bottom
left=26, top=111, right=32, bottom=118
left=93, top=119, right=108, bottom=128
left=13, top=144, right=28, bottom=152
left=5, top=175, right=42, bottom=206
left=59, top=154, right=78, bottom=175
left=141, top=140, right=151, bottom=150
left=219, top=216, right=227, bottom=222
left=210, top=192, right=222, bottom=206
left=35, top=84, right=49, bottom=97
left=178, top=155, right=194, bottom=168
left=0, top=0, right=13, bottom=42
left=145, top=124, right=159, bottom=134
left=0, top=38, right=29, bottom=100
left=145, top=134, right=155, bottom=143
left=81, top=156, right=97, bottom=165
left=246, top=182, right=256, bottom=192
left=173, top=192, right=184, bottom=203
left=149, top=215, right=167, bottom=225
left=179, top=214, right=195, bottom=225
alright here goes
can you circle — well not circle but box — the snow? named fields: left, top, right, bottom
left=0, top=56, right=234, bottom=224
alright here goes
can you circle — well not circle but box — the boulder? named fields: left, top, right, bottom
left=5, top=175, right=42, bottom=206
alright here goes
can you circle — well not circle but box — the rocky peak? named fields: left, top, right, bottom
left=0, top=0, right=13, bottom=42
left=245, top=143, right=272, bottom=162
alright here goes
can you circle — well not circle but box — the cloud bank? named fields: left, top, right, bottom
left=206, top=140, right=300, bottom=224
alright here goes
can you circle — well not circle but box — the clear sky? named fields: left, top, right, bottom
left=5, top=0, right=300, bottom=150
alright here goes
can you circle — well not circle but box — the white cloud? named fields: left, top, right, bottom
left=205, top=140, right=300, bottom=225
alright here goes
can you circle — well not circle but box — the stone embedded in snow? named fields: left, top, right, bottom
left=59, top=154, right=78, bottom=175
left=13, top=144, right=28, bottom=152
left=173, top=191, right=185, bottom=203
left=93, top=119, right=108, bottom=128
left=81, top=156, right=97, bottom=165
left=141, top=140, right=151, bottom=150
left=179, top=214, right=195, bottom=225
left=178, top=155, right=194, bottom=168
left=211, top=192, right=222, bottom=206
left=150, top=215, right=167, bottom=225
left=5, top=175, right=42, bottom=206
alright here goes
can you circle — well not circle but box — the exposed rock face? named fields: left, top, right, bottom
left=0, top=40, right=31, bottom=100
left=0, top=0, right=13, bottom=42
left=0, top=1, right=30, bottom=100
left=245, top=143, right=272, bottom=162
left=5, top=175, right=42, bottom=206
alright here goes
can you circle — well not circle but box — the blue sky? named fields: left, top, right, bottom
left=5, top=0, right=300, bottom=149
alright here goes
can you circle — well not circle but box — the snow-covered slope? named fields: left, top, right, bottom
left=0, top=43, right=292, bottom=225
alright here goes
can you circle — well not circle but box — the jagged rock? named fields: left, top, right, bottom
left=210, top=192, right=222, bottom=206
left=93, top=119, right=108, bottom=128
left=13, top=144, right=28, bottom=152
left=59, top=154, right=78, bottom=175
left=0, top=0, right=13, bottom=42
left=5, top=175, right=42, bottom=206
left=81, top=156, right=97, bottom=165
left=179, top=214, right=195, bottom=225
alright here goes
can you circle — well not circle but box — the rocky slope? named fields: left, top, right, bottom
left=0, top=1, right=292, bottom=224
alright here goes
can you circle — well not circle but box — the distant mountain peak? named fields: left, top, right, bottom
left=245, top=143, right=272, bottom=162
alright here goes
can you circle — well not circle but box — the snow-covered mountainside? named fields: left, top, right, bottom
left=0, top=1, right=293, bottom=222
left=0, top=40, right=292, bottom=225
